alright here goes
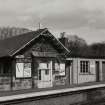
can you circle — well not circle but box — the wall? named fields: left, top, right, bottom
left=72, top=58, right=78, bottom=84
left=78, top=59, right=96, bottom=84
left=12, top=77, right=32, bottom=90
left=0, top=76, right=11, bottom=91
left=71, top=58, right=104, bottom=84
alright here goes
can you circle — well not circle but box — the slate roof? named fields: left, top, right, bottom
left=0, top=28, right=69, bottom=58
left=0, top=28, right=47, bottom=57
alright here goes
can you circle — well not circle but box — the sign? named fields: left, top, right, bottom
left=54, top=63, right=65, bottom=76
left=15, top=55, right=24, bottom=58
left=16, top=63, right=24, bottom=78
left=60, top=63, right=65, bottom=76
left=32, top=51, right=58, bottom=57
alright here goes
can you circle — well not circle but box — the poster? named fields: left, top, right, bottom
left=16, top=63, right=31, bottom=78
left=23, top=63, right=31, bottom=77
left=59, top=63, right=65, bottom=76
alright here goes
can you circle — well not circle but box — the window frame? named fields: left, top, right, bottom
left=80, top=61, right=90, bottom=74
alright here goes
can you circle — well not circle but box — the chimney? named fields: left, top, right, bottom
left=59, top=32, right=68, bottom=48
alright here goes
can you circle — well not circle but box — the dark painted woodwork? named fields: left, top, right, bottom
left=102, top=62, right=105, bottom=81
left=65, top=61, right=71, bottom=85
left=16, top=58, right=32, bottom=63
left=96, top=61, right=100, bottom=82
left=10, top=60, right=13, bottom=90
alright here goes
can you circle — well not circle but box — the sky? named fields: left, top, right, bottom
left=0, top=0, right=105, bottom=44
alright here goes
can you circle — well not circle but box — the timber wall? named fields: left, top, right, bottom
left=72, top=58, right=104, bottom=84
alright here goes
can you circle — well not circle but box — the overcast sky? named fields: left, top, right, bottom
left=0, top=0, right=105, bottom=44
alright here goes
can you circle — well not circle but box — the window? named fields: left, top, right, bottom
left=38, top=70, right=41, bottom=80
left=16, top=62, right=31, bottom=78
left=45, top=70, right=49, bottom=75
left=80, top=61, right=89, bottom=74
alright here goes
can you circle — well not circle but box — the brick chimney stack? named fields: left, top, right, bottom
left=59, top=32, right=68, bottom=48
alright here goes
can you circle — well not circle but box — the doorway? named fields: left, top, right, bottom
left=38, top=61, right=52, bottom=88
left=102, top=62, right=105, bottom=81
left=95, top=61, right=100, bottom=82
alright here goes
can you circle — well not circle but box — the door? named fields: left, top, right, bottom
left=102, top=62, right=105, bottom=81
left=66, top=60, right=73, bottom=85
left=95, top=61, right=100, bottom=82
left=38, top=61, right=52, bottom=88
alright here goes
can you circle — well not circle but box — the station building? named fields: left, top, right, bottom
left=0, top=28, right=104, bottom=91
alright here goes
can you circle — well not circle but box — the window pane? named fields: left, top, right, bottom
left=80, top=62, right=83, bottom=72
left=83, top=62, right=85, bottom=73
left=45, top=70, right=49, bottom=75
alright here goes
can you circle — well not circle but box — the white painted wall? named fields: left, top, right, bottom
left=69, top=58, right=105, bottom=84
left=72, top=58, right=78, bottom=84
left=78, top=59, right=96, bottom=84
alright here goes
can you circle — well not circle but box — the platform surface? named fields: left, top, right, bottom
left=0, top=82, right=105, bottom=102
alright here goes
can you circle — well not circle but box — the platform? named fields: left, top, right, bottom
left=0, top=82, right=105, bottom=102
